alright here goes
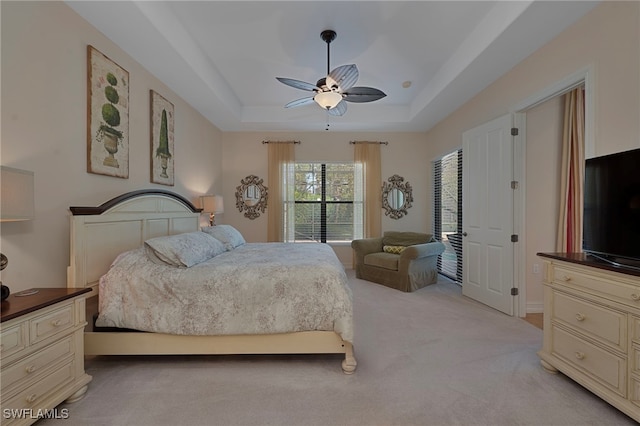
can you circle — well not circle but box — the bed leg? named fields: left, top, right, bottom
left=341, top=342, right=357, bottom=374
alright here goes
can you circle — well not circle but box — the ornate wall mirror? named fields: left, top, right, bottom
left=382, top=174, right=413, bottom=219
left=235, top=175, right=268, bottom=220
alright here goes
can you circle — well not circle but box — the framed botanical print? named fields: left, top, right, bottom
left=87, top=45, right=129, bottom=178
left=150, top=90, right=175, bottom=186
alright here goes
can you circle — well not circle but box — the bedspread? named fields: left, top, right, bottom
left=96, top=242, right=353, bottom=342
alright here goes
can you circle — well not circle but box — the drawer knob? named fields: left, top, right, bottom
left=562, top=275, right=572, bottom=282
left=26, top=394, right=37, bottom=403
left=631, top=293, right=640, bottom=301
left=575, top=313, right=585, bottom=322
left=25, top=364, right=36, bottom=374
left=51, top=319, right=62, bottom=327
left=575, top=351, right=585, bottom=360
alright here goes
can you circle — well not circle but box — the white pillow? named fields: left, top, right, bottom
left=144, top=231, right=226, bottom=267
left=201, top=225, right=246, bottom=251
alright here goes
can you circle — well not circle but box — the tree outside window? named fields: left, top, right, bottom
left=294, top=163, right=357, bottom=243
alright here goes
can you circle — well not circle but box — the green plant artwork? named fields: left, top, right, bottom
left=98, top=72, right=123, bottom=142
left=151, top=90, right=175, bottom=186
left=156, top=109, right=171, bottom=159
left=87, top=46, right=129, bottom=178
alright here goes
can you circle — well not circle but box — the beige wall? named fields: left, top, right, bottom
left=524, top=95, right=564, bottom=311
left=424, top=1, right=640, bottom=312
left=1, top=2, right=223, bottom=292
left=427, top=2, right=639, bottom=159
left=2, top=1, right=638, bottom=305
left=221, top=132, right=430, bottom=267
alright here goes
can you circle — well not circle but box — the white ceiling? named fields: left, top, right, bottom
left=66, top=1, right=599, bottom=133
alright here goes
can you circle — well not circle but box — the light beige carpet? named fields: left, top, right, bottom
left=41, top=271, right=635, bottom=426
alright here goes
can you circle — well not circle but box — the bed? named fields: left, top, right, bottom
left=67, top=189, right=357, bottom=374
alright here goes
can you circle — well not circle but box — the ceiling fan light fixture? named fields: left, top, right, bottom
left=276, top=29, right=385, bottom=116
left=314, top=91, right=343, bottom=109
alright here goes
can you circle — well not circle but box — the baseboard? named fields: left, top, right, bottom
left=526, top=302, right=543, bottom=314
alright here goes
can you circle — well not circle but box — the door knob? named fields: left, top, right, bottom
left=462, top=232, right=468, bottom=237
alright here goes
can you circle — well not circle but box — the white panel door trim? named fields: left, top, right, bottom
left=511, top=65, right=593, bottom=159
left=510, top=67, right=592, bottom=317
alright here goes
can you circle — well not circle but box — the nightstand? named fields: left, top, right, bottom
left=1, top=288, right=92, bottom=425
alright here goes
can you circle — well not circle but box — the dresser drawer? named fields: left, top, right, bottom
left=1, top=360, right=75, bottom=412
left=552, top=325, right=626, bottom=396
left=0, top=323, right=28, bottom=359
left=1, top=336, right=74, bottom=393
left=552, top=291, right=626, bottom=352
left=552, top=265, right=640, bottom=308
left=631, top=375, right=640, bottom=407
left=632, top=316, right=640, bottom=344
left=29, top=304, right=73, bottom=345
left=632, top=344, right=640, bottom=375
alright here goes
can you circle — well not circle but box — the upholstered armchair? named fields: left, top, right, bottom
left=351, top=231, right=446, bottom=292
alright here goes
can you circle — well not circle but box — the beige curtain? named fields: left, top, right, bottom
left=267, top=142, right=295, bottom=242
left=556, top=87, right=585, bottom=252
left=354, top=142, right=382, bottom=238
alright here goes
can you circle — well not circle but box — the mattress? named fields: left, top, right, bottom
left=96, top=242, right=353, bottom=342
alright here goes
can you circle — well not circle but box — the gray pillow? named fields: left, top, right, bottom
left=201, top=225, right=246, bottom=251
left=144, top=231, right=226, bottom=267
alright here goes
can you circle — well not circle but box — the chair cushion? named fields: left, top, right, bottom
left=382, top=231, right=433, bottom=247
left=364, top=252, right=399, bottom=271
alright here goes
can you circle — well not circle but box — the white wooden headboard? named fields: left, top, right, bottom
left=67, top=190, right=201, bottom=296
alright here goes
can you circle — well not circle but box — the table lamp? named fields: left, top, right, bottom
left=1, top=166, right=35, bottom=301
left=200, top=195, right=224, bottom=226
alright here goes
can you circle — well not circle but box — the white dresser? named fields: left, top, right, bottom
left=538, top=253, right=640, bottom=422
left=1, top=288, right=92, bottom=425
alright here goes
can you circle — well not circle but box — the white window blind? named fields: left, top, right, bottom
left=434, top=149, right=463, bottom=282
left=293, top=162, right=361, bottom=243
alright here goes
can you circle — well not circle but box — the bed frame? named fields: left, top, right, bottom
left=67, top=189, right=357, bottom=374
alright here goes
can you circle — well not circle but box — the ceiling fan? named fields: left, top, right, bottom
left=276, top=30, right=386, bottom=116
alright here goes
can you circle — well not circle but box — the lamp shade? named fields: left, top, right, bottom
left=314, top=91, right=342, bottom=110
left=200, top=195, right=224, bottom=214
left=1, top=166, right=35, bottom=221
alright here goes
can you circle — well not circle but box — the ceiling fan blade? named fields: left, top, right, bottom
left=327, top=100, right=347, bottom=116
left=276, top=77, right=318, bottom=92
left=343, top=87, right=387, bottom=103
left=284, top=97, right=315, bottom=108
left=328, top=64, right=358, bottom=91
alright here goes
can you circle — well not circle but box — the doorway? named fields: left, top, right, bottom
left=457, top=67, right=592, bottom=317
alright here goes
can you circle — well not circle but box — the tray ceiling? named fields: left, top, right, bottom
left=67, top=1, right=598, bottom=132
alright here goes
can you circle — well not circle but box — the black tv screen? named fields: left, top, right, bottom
left=583, top=148, right=640, bottom=266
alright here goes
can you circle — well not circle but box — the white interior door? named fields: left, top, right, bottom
left=462, top=114, right=515, bottom=315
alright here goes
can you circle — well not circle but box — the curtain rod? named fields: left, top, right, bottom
left=262, top=140, right=301, bottom=144
left=349, top=141, right=388, bottom=145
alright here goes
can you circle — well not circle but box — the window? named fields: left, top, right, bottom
left=434, top=149, right=462, bottom=283
left=293, top=163, right=361, bottom=243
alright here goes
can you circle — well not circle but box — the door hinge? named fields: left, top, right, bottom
left=511, top=288, right=519, bottom=296
left=511, top=127, right=519, bottom=136
left=511, top=181, right=519, bottom=189
left=511, top=234, right=519, bottom=243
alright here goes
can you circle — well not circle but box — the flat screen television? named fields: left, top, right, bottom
left=583, top=147, right=640, bottom=270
